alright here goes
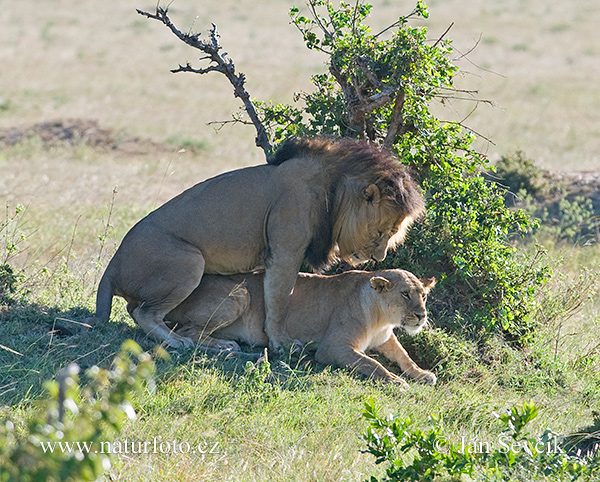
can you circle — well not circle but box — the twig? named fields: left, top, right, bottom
left=372, top=8, right=421, bottom=39
left=93, top=187, right=117, bottom=290
left=56, top=363, right=80, bottom=424
left=207, top=118, right=253, bottom=131
left=433, top=22, right=454, bottom=48
left=0, top=344, right=23, bottom=356
left=137, top=7, right=273, bottom=159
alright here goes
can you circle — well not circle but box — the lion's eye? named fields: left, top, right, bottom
left=401, top=291, right=410, bottom=299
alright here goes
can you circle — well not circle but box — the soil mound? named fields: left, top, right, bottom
left=0, top=119, right=167, bottom=154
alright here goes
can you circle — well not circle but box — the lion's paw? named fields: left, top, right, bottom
left=417, top=370, right=437, bottom=386
left=216, top=340, right=241, bottom=352
left=166, top=333, right=195, bottom=349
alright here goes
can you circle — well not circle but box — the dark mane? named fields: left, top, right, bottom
left=272, top=137, right=424, bottom=269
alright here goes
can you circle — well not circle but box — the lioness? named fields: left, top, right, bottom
left=161, top=269, right=436, bottom=387
left=91, top=137, right=424, bottom=348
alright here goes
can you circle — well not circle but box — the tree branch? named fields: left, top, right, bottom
left=383, top=89, right=406, bottom=149
left=137, top=7, right=273, bottom=159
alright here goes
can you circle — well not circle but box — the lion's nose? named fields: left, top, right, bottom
left=416, top=313, right=426, bottom=322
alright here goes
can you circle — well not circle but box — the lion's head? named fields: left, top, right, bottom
left=369, top=269, right=436, bottom=335
left=272, top=137, right=424, bottom=268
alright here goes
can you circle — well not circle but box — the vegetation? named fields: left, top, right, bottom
left=1, top=0, right=599, bottom=481
left=363, top=399, right=600, bottom=481
left=253, top=1, right=549, bottom=343
left=0, top=341, right=157, bottom=482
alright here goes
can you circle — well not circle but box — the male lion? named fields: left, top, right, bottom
left=91, top=137, right=424, bottom=348
left=161, top=269, right=436, bottom=387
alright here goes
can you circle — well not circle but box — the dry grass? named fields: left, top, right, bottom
left=2, top=0, right=599, bottom=173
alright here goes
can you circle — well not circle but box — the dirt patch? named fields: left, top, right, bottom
left=0, top=118, right=169, bottom=155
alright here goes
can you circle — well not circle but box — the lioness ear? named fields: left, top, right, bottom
left=370, top=276, right=393, bottom=293
left=421, top=277, right=436, bottom=291
left=363, top=184, right=381, bottom=204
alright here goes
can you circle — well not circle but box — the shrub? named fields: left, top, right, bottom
left=362, top=398, right=600, bottom=481
left=268, top=0, right=550, bottom=343
left=494, top=151, right=600, bottom=243
left=0, top=340, right=157, bottom=482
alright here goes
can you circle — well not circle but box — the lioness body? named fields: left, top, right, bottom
left=93, top=138, right=424, bottom=348
left=166, top=269, right=436, bottom=387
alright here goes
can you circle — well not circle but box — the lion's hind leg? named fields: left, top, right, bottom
left=127, top=245, right=207, bottom=349
left=167, top=276, right=250, bottom=352
left=131, top=303, right=196, bottom=348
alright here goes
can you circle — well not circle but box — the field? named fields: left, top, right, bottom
left=1, top=0, right=599, bottom=480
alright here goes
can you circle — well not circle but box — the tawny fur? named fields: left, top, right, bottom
left=164, top=269, right=437, bottom=388
left=91, top=137, right=424, bottom=349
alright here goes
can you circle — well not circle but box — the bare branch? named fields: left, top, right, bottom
left=137, top=7, right=273, bottom=159
left=383, top=89, right=406, bottom=149
left=432, top=22, right=454, bottom=48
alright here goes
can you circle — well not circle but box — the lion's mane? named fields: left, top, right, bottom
left=272, top=137, right=424, bottom=268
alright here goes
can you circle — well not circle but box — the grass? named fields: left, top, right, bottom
left=1, top=0, right=600, bottom=480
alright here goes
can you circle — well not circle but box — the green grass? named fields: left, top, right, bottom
left=1, top=235, right=599, bottom=480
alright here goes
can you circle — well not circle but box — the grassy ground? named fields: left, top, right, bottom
left=1, top=0, right=600, bottom=480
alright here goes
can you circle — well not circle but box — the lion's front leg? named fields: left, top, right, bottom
left=263, top=262, right=299, bottom=352
left=375, top=334, right=436, bottom=385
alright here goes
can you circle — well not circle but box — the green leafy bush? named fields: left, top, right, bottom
left=257, top=0, right=549, bottom=343
left=362, top=398, right=600, bottom=481
left=0, top=340, right=157, bottom=482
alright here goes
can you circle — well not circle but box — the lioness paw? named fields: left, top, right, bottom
left=417, top=371, right=437, bottom=386
left=388, top=375, right=410, bottom=390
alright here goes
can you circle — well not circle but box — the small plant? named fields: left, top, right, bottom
left=236, top=350, right=278, bottom=405
left=0, top=340, right=157, bottom=482
left=362, top=398, right=600, bottom=481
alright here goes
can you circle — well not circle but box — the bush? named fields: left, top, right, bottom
left=261, top=0, right=549, bottom=343
left=0, top=341, right=157, bottom=482
left=362, top=399, right=600, bottom=481
left=494, top=151, right=600, bottom=243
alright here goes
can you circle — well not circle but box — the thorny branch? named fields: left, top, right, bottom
left=137, top=6, right=273, bottom=160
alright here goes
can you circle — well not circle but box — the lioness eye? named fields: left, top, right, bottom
left=401, top=291, right=410, bottom=299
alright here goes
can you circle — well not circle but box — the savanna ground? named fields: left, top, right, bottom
left=1, top=0, right=599, bottom=480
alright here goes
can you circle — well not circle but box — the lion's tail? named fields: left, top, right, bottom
left=90, top=269, right=114, bottom=323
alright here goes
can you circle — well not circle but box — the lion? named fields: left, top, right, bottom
left=91, top=137, right=424, bottom=349
left=161, top=269, right=437, bottom=387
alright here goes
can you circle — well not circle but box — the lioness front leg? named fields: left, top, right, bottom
left=375, top=334, right=436, bottom=385
left=316, top=345, right=409, bottom=388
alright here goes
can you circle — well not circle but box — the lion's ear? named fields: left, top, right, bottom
left=363, top=184, right=381, bottom=203
left=370, top=276, right=393, bottom=293
left=420, top=277, right=436, bottom=291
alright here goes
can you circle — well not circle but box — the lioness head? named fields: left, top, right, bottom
left=369, top=270, right=436, bottom=335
